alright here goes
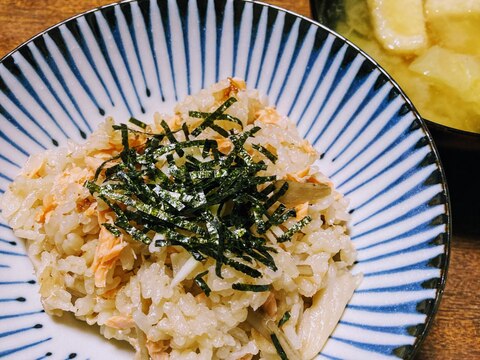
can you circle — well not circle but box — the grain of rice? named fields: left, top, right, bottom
left=0, top=78, right=360, bottom=360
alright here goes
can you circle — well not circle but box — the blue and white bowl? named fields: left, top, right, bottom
left=0, top=0, right=450, bottom=359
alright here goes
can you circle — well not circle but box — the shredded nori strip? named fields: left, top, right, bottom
left=85, top=97, right=311, bottom=293
left=190, top=97, right=238, bottom=136
left=271, top=334, right=289, bottom=360
left=231, top=283, right=270, bottom=292
left=128, top=117, right=147, bottom=129
left=252, top=143, right=277, bottom=163
left=102, top=223, right=122, bottom=237
left=278, top=311, right=291, bottom=327
left=278, top=216, right=312, bottom=243
left=194, top=271, right=211, bottom=296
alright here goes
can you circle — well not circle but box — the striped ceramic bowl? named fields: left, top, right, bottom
left=0, top=0, right=450, bottom=359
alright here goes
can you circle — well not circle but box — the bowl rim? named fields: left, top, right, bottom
left=273, top=3, right=451, bottom=358
left=424, top=118, right=480, bottom=139
left=0, top=0, right=451, bottom=359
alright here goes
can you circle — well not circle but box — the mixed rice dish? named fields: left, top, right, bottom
left=0, top=79, right=360, bottom=360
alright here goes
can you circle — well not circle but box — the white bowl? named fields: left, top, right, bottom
left=0, top=0, right=450, bottom=359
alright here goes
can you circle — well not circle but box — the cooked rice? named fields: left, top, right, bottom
left=0, top=78, right=360, bottom=360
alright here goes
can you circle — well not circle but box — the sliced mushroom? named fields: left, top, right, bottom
left=246, top=309, right=302, bottom=360
left=275, top=180, right=331, bottom=207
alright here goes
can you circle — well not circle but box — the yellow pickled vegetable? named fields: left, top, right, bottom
left=425, top=0, right=480, bottom=16
left=409, top=46, right=480, bottom=94
left=367, top=0, right=427, bottom=54
left=335, top=0, right=480, bottom=133
left=426, top=0, right=480, bottom=56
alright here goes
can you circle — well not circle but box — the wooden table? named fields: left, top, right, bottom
left=0, top=0, right=479, bottom=359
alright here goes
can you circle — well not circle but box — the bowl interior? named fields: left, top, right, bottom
left=310, top=0, right=480, bottom=235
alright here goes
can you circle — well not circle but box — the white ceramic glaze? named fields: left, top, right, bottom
left=0, top=0, right=449, bottom=359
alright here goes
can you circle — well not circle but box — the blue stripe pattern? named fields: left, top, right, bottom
left=0, top=0, right=449, bottom=359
